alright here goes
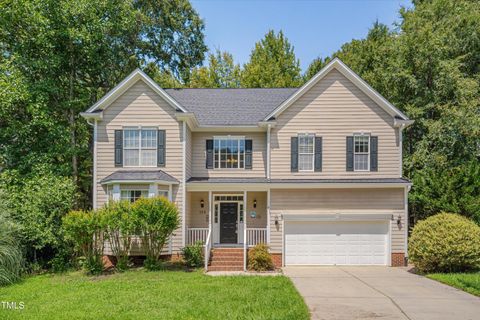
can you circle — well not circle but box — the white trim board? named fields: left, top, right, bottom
left=264, top=58, right=410, bottom=122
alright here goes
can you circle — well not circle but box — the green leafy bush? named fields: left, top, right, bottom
left=130, top=197, right=180, bottom=270
left=409, top=212, right=480, bottom=273
left=182, top=241, right=204, bottom=268
left=100, top=201, right=135, bottom=271
left=62, top=210, right=105, bottom=275
left=248, top=243, right=274, bottom=272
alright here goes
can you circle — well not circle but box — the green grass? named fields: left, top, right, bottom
left=0, top=269, right=309, bottom=320
left=427, top=273, right=480, bottom=296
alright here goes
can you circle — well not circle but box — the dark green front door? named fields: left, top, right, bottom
left=220, top=203, right=238, bottom=243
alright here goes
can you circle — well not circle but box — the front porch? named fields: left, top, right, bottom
left=186, top=190, right=270, bottom=271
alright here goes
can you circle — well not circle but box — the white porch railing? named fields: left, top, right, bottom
left=187, top=228, right=209, bottom=245
left=204, top=229, right=212, bottom=271
left=246, top=228, right=268, bottom=247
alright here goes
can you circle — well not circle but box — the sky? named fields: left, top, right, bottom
left=190, top=0, right=413, bottom=72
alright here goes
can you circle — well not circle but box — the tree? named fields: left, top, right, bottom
left=189, top=50, right=241, bottom=88
left=303, top=56, right=328, bottom=82
left=242, top=30, right=301, bottom=88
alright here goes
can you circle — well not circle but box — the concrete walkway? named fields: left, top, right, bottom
left=284, top=266, right=480, bottom=320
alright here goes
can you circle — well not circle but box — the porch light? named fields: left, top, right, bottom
left=397, top=215, right=401, bottom=225
left=253, top=199, right=257, bottom=208
left=200, top=199, right=204, bottom=208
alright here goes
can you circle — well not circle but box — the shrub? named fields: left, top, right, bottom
left=182, top=241, right=204, bottom=268
left=130, top=197, right=180, bottom=270
left=100, top=201, right=135, bottom=271
left=248, top=243, right=274, bottom=271
left=62, top=210, right=105, bottom=275
left=409, top=212, right=480, bottom=273
left=0, top=210, right=24, bottom=286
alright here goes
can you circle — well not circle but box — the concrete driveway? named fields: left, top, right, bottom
left=284, top=266, right=480, bottom=320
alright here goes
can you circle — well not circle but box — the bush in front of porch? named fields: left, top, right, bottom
left=248, top=243, right=275, bottom=271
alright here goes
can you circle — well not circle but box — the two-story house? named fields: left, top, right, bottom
left=81, top=58, right=413, bottom=271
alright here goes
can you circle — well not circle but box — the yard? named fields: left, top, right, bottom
left=427, top=273, right=480, bottom=297
left=0, top=269, right=309, bottom=320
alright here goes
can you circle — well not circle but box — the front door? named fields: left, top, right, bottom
left=220, top=202, right=238, bottom=243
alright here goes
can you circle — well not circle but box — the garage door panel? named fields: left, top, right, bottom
left=285, top=221, right=388, bottom=266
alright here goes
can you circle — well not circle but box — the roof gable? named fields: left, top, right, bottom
left=86, top=69, right=187, bottom=113
left=264, top=58, right=409, bottom=121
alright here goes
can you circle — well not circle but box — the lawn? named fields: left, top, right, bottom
left=0, top=269, right=309, bottom=320
left=427, top=273, right=480, bottom=297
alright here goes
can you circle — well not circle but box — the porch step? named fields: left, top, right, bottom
left=209, top=248, right=244, bottom=271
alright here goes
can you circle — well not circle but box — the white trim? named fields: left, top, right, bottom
left=93, top=120, right=98, bottom=209
left=281, top=218, right=285, bottom=267
left=86, top=69, right=187, bottom=114
left=243, top=190, right=247, bottom=271
left=168, top=184, right=173, bottom=201
left=267, top=188, right=271, bottom=244
left=404, top=186, right=409, bottom=259
left=388, top=219, right=393, bottom=266
left=297, top=133, right=315, bottom=172
left=123, top=128, right=158, bottom=167
left=148, top=184, right=158, bottom=198
left=353, top=134, right=370, bottom=172
left=213, top=136, right=246, bottom=170
left=282, top=213, right=393, bottom=222
left=101, top=179, right=178, bottom=185
left=267, top=124, right=271, bottom=179
left=112, top=184, right=120, bottom=201
left=264, top=58, right=409, bottom=121
left=182, top=120, right=187, bottom=247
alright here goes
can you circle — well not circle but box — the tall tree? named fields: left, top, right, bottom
left=0, top=0, right=207, bottom=207
left=242, top=30, right=301, bottom=88
left=189, top=50, right=241, bottom=88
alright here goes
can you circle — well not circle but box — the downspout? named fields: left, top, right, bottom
left=267, top=124, right=271, bottom=180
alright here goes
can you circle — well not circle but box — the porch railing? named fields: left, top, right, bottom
left=246, top=228, right=268, bottom=247
left=187, top=228, right=209, bottom=245
left=204, top=229, right=212, bottom=271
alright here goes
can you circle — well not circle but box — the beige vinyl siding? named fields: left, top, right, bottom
left=271, top=69, right=400, bottom=179
left=96, top=79, right=184, bottom=252
left=269, top=188, right=405, bottom=254
left=245, top=191, right=267, bottom=228
left=187, top=192, right=209, bottom=228
left=191, top=132, right=267, bottom=178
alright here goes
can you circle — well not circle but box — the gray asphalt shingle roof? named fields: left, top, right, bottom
left=101, top=170, right=179, bottom=184
left=164, top=88, right=297, bottom=125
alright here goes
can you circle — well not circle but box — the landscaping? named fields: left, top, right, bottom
left=427, top=273, right=480, bottom=297
left=0, top=270, right=309, bottom=320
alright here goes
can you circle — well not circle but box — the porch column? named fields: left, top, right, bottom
left=208, top=191, right=212, bottom=231
left=243, top=190, right=247, bottom=271
left=267, top=188, right=271, bottom=244
left=168, top=184, right=173, bottom=201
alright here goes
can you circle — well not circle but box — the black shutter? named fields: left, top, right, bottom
left=291, top=137, right=298, bottom=172
left=206, top=139, right=214, bottom=169
left=346, top=136, right=354, bottom=171
left=114, top=130, right=123, bottom=167
left=245, top=139, right=253, bottom=169
left=314, top=137, right=322, bottom=172
left=157, top=130, right=166, bottom=167
left=370, top=136, right=378, bottom=172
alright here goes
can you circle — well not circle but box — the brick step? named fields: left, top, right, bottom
left=208, top=266, right=244, bottom=271
left=211, top=257, right=244, bottom=263
left=211, top=249, right=244, bottom=253
left=210, top=261, right=244, bottom=267
left=211, top=253, right=244, bottom=258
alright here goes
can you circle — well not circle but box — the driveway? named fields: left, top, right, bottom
left=284, top=266, right=480, bottom=320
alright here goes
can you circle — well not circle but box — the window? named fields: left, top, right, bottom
left=158, top=191, right=169, bottom=199
left=354, top=134, right=370, bottom=171
left=123, top=129, right=157, bottom=166
left=213, top=137, right=245, bottom=169
left=121, top=190, right=148, bottom=202
left=298, top=134, right=314, bottom=171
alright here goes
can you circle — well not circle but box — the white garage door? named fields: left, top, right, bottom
left=285, top=221, right=389, bottom=265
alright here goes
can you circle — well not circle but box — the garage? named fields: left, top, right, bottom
left=284, top=215, right=390, bottom=266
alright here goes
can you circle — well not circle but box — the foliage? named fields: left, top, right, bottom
left=242, top=30, right=302, bottom=88
left=409, top=213, right=480, bottom=273
left=130, top=197, right=180, bottom=270
left=189, top=50, right=242, bottom=88
left=62, top=210, right=105, bottom=275
left=427, top=273, right=480, bottom=297
left=0, top=169, right=76, bottom=269
left=247, top=243, right=274, bottom=271
left=181, top=241, right=204, bottom=268
left=100, top=200, right=136, bottom=271
left=0, top=192, right=24, bottom=286
left=305, top=1, right=480, bottom=223
left=0, top=270, right=309, bottom=320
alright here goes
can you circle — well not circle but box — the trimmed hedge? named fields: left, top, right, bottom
left=409, top=212, right=480, bottom=273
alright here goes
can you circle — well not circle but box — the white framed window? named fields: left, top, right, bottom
left=158, top=190, right=169, bottom=199
left=120, top=189, right=149, bottom=202
left=123, top=128, right=157, bottom=167
left=298, top=134, right=315, bottom=171
left=213, top=137, right=245, bottom=169
left=354, top=134, right=370, bottom=171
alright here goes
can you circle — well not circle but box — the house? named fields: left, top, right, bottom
left=81, top=58, right=413, bottom=271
